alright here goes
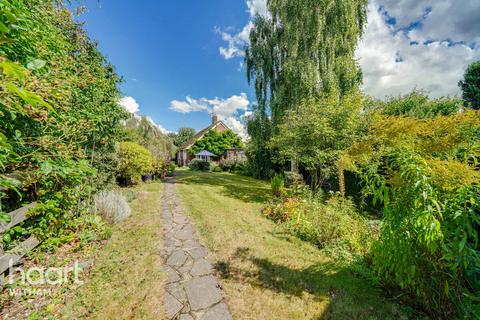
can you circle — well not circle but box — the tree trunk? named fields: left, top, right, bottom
left=338, top=165, right=345, bottom=196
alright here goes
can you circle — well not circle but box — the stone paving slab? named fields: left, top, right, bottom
left=161, top=178, right=232, bottom=320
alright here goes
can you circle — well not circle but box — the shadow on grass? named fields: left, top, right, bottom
left=174, top=170, right=271, bottom=203
left=214, top=246, right=414, bottom=320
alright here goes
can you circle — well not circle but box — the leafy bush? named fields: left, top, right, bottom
left=211, top=164, right=222, bottom=172
left=283, top=171, right=304, bottom=187
left=262, top=194, right=374, bottom=256
left=0, top=0, right=127, bottom=247
left=219, top=159, right=249, bottom=174
left=343, top=109, right=480, bottom=317
left=117, top=141, right=154, bottom=185
left=94, top=191, right=131, bottom=224
left=189, top=159, right=211, bottom=171
left=167, top=162, right=176, bottom=176
left=271, top=174, right=285, bottom=197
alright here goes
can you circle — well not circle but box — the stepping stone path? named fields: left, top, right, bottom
left=160, top=178, right=232, bottom=320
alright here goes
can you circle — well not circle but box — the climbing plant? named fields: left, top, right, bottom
left=0, top=0, right=127, bottom=246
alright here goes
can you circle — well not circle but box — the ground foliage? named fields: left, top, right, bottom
left=0, top=0, right=127, bottom=247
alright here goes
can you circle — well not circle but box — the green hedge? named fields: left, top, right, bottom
left=0, top=0, right=127, bottom=247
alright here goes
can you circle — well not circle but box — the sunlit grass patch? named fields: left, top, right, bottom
left=175, top=170, right=414, bottom=320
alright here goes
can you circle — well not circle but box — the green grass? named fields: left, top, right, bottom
left=175, top=170, right=412, bottom=320
left=59, top=182, right=165, bottom=319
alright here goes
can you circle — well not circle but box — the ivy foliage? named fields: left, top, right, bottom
left=190, top=130, right=243, bottom=157
left=0, top=0, right=127, bottom=246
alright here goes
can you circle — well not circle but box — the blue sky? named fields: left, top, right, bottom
left=72, top=0, right=254, bottom=133
left=73, top=0, right=480, bottom=135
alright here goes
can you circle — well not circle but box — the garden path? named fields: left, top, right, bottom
left=160, top=177, right=232, bottom=320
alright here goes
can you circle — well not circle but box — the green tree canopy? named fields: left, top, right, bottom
left=190, top=130, right=243, bottom=157
left=244, top=0, right=368, bottom=178
left=169, top=127, right=196, bottom=147
left=124, top=115, right=176, bottom=161
left=459, top=60, right=480, bottom=110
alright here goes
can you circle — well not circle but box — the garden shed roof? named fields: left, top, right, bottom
left=195, top=150, right=216, bottom=157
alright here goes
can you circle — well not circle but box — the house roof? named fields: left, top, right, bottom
left=196, top=150, right=216, bottom=156
left=178, top=120, right=229, bottom=150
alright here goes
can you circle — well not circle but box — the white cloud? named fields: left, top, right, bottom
left=217, top=22, right=253, bottom=59
left=380, top=0, right=480, bottom=45
left=223, top=116, right=248, bottom=140
left=119, top=96, right=140, bottom=113
left=355, top=0, right=480, bottom=98
left=120, top=96, right=171, bottom=133
left=206, top=93, right=250, bottom=117
left=169, top=93, right=250, bottom=138
left=246, top=0, right=268, bottom=17
left=217, top=0, right=267, bottom=60
left=170, top=96, right=209, bottom=113
left=220, top=0, right=480, bottom=98
left=146, top=116, right=171, bottom=134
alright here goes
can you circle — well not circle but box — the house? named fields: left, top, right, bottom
left=176, top=114, right=230, bottom=166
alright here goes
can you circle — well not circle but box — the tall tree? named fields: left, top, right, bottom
left=125, top=116, right=176, bottom=161
left=459, top=60, right=480, bottom=110
left=169, top=127, right=196, bottom=147
left=245, top=0, right=368, bottom=178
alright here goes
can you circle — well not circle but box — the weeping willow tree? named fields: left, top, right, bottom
left=124, top=116, right=176, bottom=163
left=245, top=0, right=368, bottom=179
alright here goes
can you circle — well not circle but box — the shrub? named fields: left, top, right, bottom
left=283, top=171, right=304, bottom=187
left=342, top=109, right=480, bottom=317
left=94, top=191, right=131, bottom=224
left=117, top=141, right=154, bottom=185
left=271, top=174, right=285, bottom=197
left=211, top=164, right=222, bottom=172
left=219, top=159, right=236, bottom=172
left=167, top=162, right=176, bottom=176
left=189, top=159, right=211, bottom=171
left=0, top=0, right=127, bottom=248
left=262, top=195, right=374, bottom=257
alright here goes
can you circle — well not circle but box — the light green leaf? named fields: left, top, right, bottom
left=0, top=21, right=9, bottom=33
left=26, top=59, right=46, bottom=70
left=1, top=60, right=26, bottom=83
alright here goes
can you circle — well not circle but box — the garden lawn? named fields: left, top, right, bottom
left=60, top=182, right=165, bottom=319
left=175, top=170, right=411, bottom=320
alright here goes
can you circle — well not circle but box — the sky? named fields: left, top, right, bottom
left=72, top=0, right=480, bottom=136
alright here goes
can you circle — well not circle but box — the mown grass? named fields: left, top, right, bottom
left=59, top=182, right=165, bottom=319
left=175, top=170, right=413, bottom=320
